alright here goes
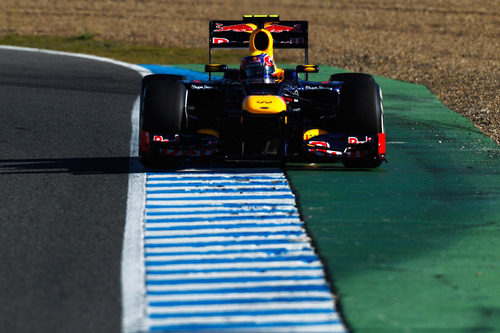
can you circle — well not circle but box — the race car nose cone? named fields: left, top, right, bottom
left=243, top=95, right=287, bottom=114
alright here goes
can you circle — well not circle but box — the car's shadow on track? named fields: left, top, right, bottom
left=0, top=157, right=143, bottom=175
left=0, top=157, right=283, bottom=174
left=0, top=157, right=385, bottom=175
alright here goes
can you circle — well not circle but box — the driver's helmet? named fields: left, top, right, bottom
left=240, top=52, right=276, bottom=83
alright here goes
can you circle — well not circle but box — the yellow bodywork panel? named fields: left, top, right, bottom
left=242, top=95, right=287, bottom=114
left=303, top=128, right=329, bottom=140
left=197, top=128, right=220, bottom=138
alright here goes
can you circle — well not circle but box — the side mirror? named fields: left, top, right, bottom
left=296, top=65, right=319, bottom=73
left=205, top=64, right=228, bottom=73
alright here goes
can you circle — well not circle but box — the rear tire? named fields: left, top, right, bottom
left=330, top=73, right=384, bottom=168
left=139, top=75, right=187, bottom=168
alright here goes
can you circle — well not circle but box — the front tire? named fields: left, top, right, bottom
left=330, top=73, right=384, bottom=168
left=139, top=75, right=187, bottom=168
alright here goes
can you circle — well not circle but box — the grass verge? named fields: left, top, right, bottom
left=0, top=33, right=305, bottom=66
left=0, top=34, right=250, bottom=65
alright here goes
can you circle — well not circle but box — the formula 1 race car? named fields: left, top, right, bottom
left=139, top=15, right=386, bottom=168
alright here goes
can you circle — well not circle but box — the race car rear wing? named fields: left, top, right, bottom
left=209, top=15, right=309, bottom=65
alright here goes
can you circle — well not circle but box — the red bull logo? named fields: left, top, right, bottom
left=265, top=24, right=301, bottom=33
left=243, top=54, right=274, bottom=68
left=348, top=136, right=373, bottom=144
left=153, top=135, right=170, bottom=142
left=214, top=23, right=301, bottom=34
left=214, top=23, right=256, bottom=32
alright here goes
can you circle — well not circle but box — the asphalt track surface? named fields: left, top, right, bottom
left=0, top=48, right=142, bottom=332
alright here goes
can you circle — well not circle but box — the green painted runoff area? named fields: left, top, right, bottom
left=286, top=65, right=500, bottom=332
left=167, top=64, right=500, bottom=332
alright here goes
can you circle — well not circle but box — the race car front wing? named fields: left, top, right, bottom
left=141, top=129, right=386, bottom=164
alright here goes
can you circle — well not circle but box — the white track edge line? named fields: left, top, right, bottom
left=122, top=98, right=148, bottom=333
left=0, top=45, right=151, bottom=76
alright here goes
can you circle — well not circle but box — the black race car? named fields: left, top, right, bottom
left=139, top=15, right=386, bottom=168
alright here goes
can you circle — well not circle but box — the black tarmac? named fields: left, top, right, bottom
left=0, top=48, right=142, bottom=333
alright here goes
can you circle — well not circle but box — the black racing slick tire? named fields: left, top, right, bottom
left=139, top=75, right=187, bottom=168
left=142, top=73, right=187, bottom=86
left=330, top=73, right=384, bottom=168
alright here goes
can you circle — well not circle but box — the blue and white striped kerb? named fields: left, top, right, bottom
left=143, top=169, right=346, bottom=332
